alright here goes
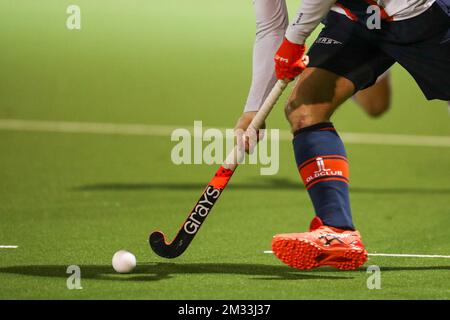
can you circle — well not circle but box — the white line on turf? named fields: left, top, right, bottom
left=263, top=250, right=450, bottom=259
left=367, top=253, right=450, bottom=259
left=1, top=119, right=450, bottom=148
left=0, top=245, right=18, bottom=249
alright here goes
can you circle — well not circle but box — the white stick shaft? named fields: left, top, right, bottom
left=223, top=80, right=287, bottom=170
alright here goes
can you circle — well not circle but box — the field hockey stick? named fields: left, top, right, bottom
left=149, top=80, right=288, bottom=258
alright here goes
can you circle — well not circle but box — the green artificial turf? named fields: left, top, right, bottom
left=0, top=0, right=449, bottom=299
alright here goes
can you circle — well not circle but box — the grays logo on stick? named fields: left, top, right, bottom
left=184, top=186, right=221, bottom=235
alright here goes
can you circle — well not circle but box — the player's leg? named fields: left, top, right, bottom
left=272, top=11, right=394, bottom=270
left=353, top=71, right=391, bottom=117
left=286, top=67, right=355, bottom=228
left=286, top=11, right=393, bottom=230
left=272, top=67, right=368, bottom=270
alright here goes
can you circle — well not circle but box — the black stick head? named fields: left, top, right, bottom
left=149, top=229, right=192, bottom=259
left=148, top=173, right=229, bottom=259
left=149, top=231, right=182, bottom=259
left=149, top=230, right=166, bottom=246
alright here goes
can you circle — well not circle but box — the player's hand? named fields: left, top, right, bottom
left=234, top=112, right=265, bottom=154
left=274, top=37, right=307, bottom=81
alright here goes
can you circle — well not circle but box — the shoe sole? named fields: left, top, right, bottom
left=272, top=236, right=368, bottom=270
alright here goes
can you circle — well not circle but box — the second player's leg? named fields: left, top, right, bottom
left=353, top=71, right=391, bottom=117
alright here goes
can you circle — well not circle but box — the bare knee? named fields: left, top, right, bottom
left=284, top=68, right=355, bottom=131
left=285, top=99, right=332, bottom=131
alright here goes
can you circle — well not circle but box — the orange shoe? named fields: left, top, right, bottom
left=272, top=217, right=368, bottom=270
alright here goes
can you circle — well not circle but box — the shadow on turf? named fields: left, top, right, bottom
left=2, top=263, right=449, bottom=282
left=74, top=178, right=450, bottom=195
left=0, top=263, right=355, bottom=282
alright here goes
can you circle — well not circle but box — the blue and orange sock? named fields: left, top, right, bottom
left=293, top=122, right=354, bottom=230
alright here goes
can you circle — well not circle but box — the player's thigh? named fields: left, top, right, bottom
left=307, top=12, right=395, bottom=95
left=387, top=44, right=450, bottom=101
left=380, top=4, right=450, bottom=100
left=286, top=67, right=355, bottom=131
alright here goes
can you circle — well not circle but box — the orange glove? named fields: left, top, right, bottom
left=274, top=37, right=307, bottom=80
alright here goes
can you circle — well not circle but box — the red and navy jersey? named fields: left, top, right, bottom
left=332, top=0, right=436, bottom=22
left=285, top=0, right=439, bottom=44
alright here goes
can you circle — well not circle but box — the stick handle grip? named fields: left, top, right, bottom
left=223, top=80, right=288, bottom=170
left=247, top=80, right=288, bottom=133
